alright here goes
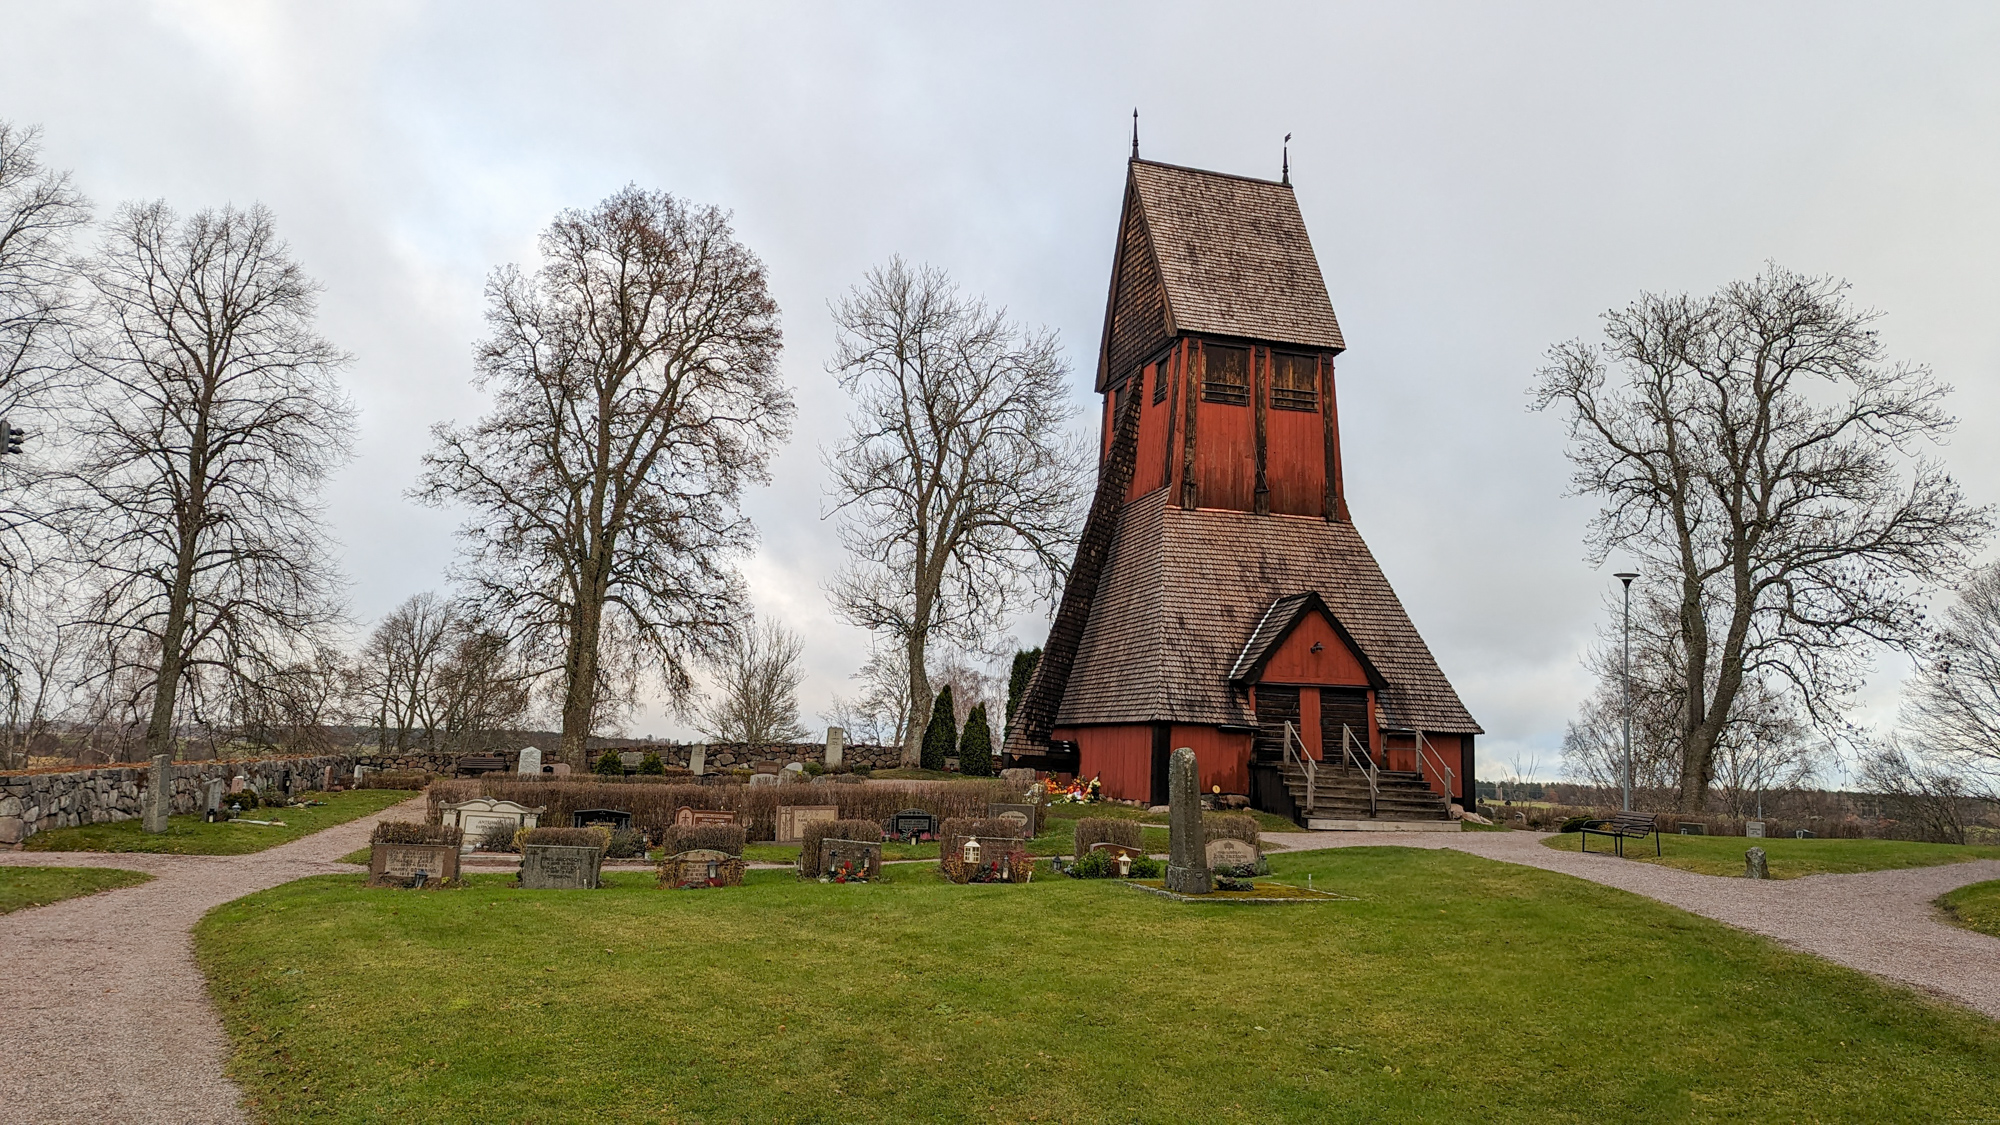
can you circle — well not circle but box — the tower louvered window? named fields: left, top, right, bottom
left=1152, top=351, right=1170, bottom=403
left=1271, top=352, right=1319, bottom=412
left=1201, top=344, right=1250, bottom=406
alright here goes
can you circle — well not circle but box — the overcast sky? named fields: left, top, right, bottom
left=6, top=2, right=1998, bottom=775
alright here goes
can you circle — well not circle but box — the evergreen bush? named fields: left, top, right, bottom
left=592, top=750, right=624, bottom=776
left=638, top=751, right=666, bottom=775
left=1005, top=648, right=1041, bottom=738
left=920, top=686, right=957, bottom=772
left=957, top=703, right=994, bottom=776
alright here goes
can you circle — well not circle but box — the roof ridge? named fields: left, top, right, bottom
left=1130, top=157, right=1292, bottom=190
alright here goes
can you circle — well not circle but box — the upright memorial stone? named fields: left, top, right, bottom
left=688, top=744, right=707, bottom=776
left=1164, top=747, right=1210, bottom=895
left=825, top=727, right=845, bottom=770
left=203, top=778, right=226, bottom=821
left=143, top=753, right=172, bottom=834
left=518, top=746, right=543, bottom=775
left=1745, top=847, right=1769, bottom=880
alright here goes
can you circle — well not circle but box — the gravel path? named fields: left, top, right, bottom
left=1264, top=827, right=2000, bottom=1019
left=0, top=796, right=428, bottom=1125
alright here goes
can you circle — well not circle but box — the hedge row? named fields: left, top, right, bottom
left=1073, top=817, right=1141, bottom=859
left=371, top=821, right=462, bottom=847
left=799, top=820, right=887, bottom=878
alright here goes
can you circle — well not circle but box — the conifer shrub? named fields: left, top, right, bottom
left=592, top=751, right=624, bottom=776
left=638, top=751, right=667, bottom=775
left=1072, top=817, right=1142, bottom=859
left=957, top=703, right=994, bottom=776
left=920, top=686, right=957, bottom=771
left=604, top=828, right=649, bottom=858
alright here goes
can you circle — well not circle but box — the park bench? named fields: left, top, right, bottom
left=455, top=753, right=508, bottom=776
left=1579, top=811, right=1660, bottom=858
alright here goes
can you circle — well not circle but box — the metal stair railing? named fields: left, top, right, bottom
left=1281, top=721, right=1316, bottom=812
left=1410, top=730, right=1456, bottom=813
left=1339, top=724, right=1379, bottom=818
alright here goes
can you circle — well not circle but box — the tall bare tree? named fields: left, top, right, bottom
left=419, top=187, right=790, bottom=766
left=693, top=617, right=808, bottom=745
left=0, top=122, right=90, bottom=719
left=69, top=201, right=353, bottom=764
left=1534, top=266, right=1989, bottom=809
left=825, top=259, right=1088, bottom=765
left=1902, top=561, right=2000, bottom=785
left=821, top=643, right=911, bottom=747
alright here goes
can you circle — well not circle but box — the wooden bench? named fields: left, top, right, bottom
left=1580, top=811, right=1660, bottom=857
left=455, top=753, right=508, bottom=776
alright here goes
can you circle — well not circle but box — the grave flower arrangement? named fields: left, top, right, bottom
left=1045, top=775, right=1101, bottom=804
left=822, top=858, right=872, bottom=884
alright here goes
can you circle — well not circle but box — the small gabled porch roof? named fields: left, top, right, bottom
left=1226, top=592, right=1388, bottom=690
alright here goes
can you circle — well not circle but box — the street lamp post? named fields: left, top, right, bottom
left=1614, top=572, right=1640, bottom=813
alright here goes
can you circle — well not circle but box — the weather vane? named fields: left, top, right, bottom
left=1132, top=108, right=1140, bottom=159
left=1282, top=133, right=1292, bottom=184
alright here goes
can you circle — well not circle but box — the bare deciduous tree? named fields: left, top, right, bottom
left=1902, top=561, right=2000, bottom=785
left=825, top=259, right=1088, bottom=765
left=1860, top=738, right=1982, bottom=844
left=419, top=187, right=790, bottom=767
left=1534, top=266, right=1989, bottom=809
left=693, top=617, right=808, bottom=745
left=352, top=592, right=533, bottom=754
left=69, top=201, right=354, bottom=764
left=821, top=643, right=910, bottom=747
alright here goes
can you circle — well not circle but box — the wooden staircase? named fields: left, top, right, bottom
left=1279, top=762, right=1453, bottom=827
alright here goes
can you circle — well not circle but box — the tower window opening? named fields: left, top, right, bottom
left=1202, top=344, right=1250, bottom=406
left=1272, top=352, right=1319, bottom=412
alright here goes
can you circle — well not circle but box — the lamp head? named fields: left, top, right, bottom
left=1614, top=571, right=1639, bottom=586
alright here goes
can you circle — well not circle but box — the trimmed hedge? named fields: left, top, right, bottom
left=371, top=821, right=463, bottom=847
left=518, top=826, right=608, bottom=849
left=662, top=823, right=747, bottom=857
left=357, top=770, right=433, bottom=790
left=800, top=819, right=885, bottom=878
left=1202, top=812, right=1259, bottom=847
left=1073, top=817, right=1141, bottom=859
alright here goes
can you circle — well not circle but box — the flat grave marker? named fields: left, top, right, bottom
left=520, top=844, right=602, bottom=889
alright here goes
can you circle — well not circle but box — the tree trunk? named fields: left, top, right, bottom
left=141, top=486, right=204, bottom=768
left=560, top=596, right=603, bottom=769
left=902, top=629, right=929, bottom=768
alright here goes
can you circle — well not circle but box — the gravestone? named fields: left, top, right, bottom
left=660, top=848, right=745, bottom=889
left=321, top=765, right=335, bottom=792
left=143, top=753, right=171, bottom=834
left=439, top=797, right=542, bottom=848
left=346, top=767, right=362, bottom=787
left=1677, top=823, right=1707, bottom=835
left=674, top=806, right=737, bottom=828
left=203, top=778, right=226, bottom=820
left=1745, top=847, right=1769, bottom=880
left=1205, top=837, right=1260, bottom=871
left=776, top=804, right=840, bottom=843
left=548, top=762, right=571, bottom=776
left=1089, top=841, right=1143, bottom=861
left=824, top=727, right=845, bottom=770
left=572, top=808, right=633, bottom=831
left=520, top=844, right=602, bottom=889
left=890, top=808, right=938, bottom=840
left=820, top=838, right=883, bottom=881
left=368, top=843, right=460, bottom=887
left=1794, top=829, right=1816, bottom=839
left=748, top=773, right=779, bottom=788
left=517, top=746, right=542, bottom=775
left=753, top=760, right=783, bottom=775
left=1164, top=746, right=1210, bottom=895
left=1745, top=821, right=1766, bottom=839
left=781, top=762, right=806, bottom=778
left=619, top=751, right=644, bottom=773
left=688, top=744, right=707, bottom=776
left=988, top=802, right=1040, bottom=837
left=999, top=767, right=1038, bottom=786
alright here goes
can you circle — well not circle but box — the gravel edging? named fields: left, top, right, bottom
left=0, top=795, right=429, bottom=1125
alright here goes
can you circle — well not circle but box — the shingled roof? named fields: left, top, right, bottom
left=1226, top=592, right=1386, bottom=689
left=1049, top=490, right=1481, bottom=735
left=1130, top=160, right=1344, bottom=351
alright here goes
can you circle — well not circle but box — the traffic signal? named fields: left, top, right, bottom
left=0, top=417, right=20, bottom=456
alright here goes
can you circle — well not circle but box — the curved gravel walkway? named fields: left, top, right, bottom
left=0, top=796, right=427, bottom=1125
left=1264, top=827, right=2000, bottom=1019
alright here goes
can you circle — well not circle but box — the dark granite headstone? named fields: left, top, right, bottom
left=572, top=808, right=633, bottom=830
left=891, top=808, right=938, bottom=839
left=1164, top=747, right=1210, bottom=895
left=1677, top=823, right=1707, bottom=835
left=1794, top=829, right=1815, bottom=839
left=988, top=802, right=1040, bottom=837
left=520, top=844, right=602, bottom=889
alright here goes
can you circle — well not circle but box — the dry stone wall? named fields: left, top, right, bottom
left=0, top=753, right=359, bottom=844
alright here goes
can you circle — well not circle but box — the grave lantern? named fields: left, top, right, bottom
left=1117, top=851, right=1132, bottom=878
left=963, top=838, right=981, bottom=867
left=706, top=859, right=720, bottom=883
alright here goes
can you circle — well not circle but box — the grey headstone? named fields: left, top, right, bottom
left=142, top=753, right=171, bottom=834
left=1164, top=746, right=1210, bottom=895
left=519, top=844, right=602, bottom=890
left=1745, top=847, right=1769, bottom=880
left=517, top=747, right=542, bottom=775
left=203, top=778, right=225, bottom=812
left=748, top=773, right=779, bottom=787
left=619, top=751, right=644, bottom=770
left=825, top=727, right=845, bottom=769
left=1745, top=821, right=1765, bottom=838
left=688, top=745, right=706, bottom=776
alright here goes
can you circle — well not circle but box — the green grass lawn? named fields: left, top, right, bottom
left=23, top=789, right=414, bottom=855
left=1938, top=879, right=2000, bottom=938
left=0, top=865, right=153, bottom=913
left=195, top=847, right=2000, bottom=1124
left=1538, top=830, right=2000, bottom=878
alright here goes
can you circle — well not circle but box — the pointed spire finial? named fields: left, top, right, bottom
left=1132, top=109, right=1140, bottom=159
left=1282, top=133, right=1292, bottom=184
